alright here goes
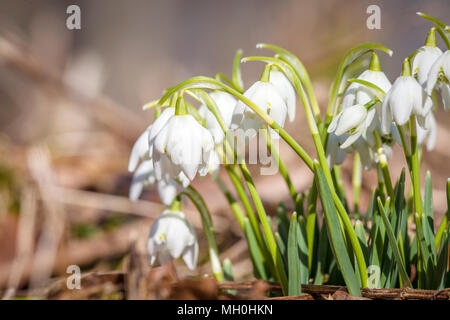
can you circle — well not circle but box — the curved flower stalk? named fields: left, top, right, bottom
left=147, top=207, right=198, bottom=270
left=381, top=59, right=433, bottom=134
left=426, top=50, right=450, bottom=110
left=412, top=28, right=443, bottom=86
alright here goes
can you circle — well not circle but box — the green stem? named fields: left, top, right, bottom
left=374, top=131, right=394, bottom=200
left=182, top=186, right=223, bottom=281
left=262, top=128, right=298, bottom=204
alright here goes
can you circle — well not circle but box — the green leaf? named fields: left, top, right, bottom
left=243, top=218, right=268, bottom=280
left=287, top=212, right=300, bottom=295
left=423, top=172, right=436, bottom=254
left=223, top=258, right=235, bottom=281
left=297, top=216, right=310, bottom=285
left=354, top=220, right=369, bottom=263
left=377, top=198, right=410, bottom=287
left=315, top=164, right=361, bottom=296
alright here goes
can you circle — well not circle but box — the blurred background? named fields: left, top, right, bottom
left=0, top=0, right=449, bottom=299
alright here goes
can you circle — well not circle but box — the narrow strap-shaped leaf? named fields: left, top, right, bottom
left=354, top=220, right=369, bottom=263
left=297, top=216, right=310, bottom=285
left=243, top=219, right=268, bottom=280
left=377, top=198, right=410, bottom=287
left=223, top=258, right=235, bottom=281
left=423, top=172, right=436, bottom=259
left=287, top=212, right=300, bottom=295
left=316, top=164, right=361, bottom=296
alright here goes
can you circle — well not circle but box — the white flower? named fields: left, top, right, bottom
left=412, top=45, right=443, bottom=86
left=341, top=69, right=392, bottom=110
left=426, top=50, right=450, bottom=110
left=326, top=132, right=348, bottom=167
left=129, top=160, right=155, bottom=201
left=129, top=159, right=185, bottom=206
left=381, top=76, right=432, bottom=134
left=128, top=125, right=152, bottom=172
left=416, top=112, right=437, bottom=151
left=153, top=114, right=214, bottom=182
left=148, top=107, right=176, bottom=158
left=147, top=209, right=198, bottom=270
left=328, top=104, right=376, bottom=149
left=198, top=91, right=236, bottom=144
left=231, top=81, right=288, bottom=138
left=269, top=70, right=296, bottom=122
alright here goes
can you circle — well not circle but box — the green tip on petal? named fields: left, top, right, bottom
left=401, top=58, right=412, bottom=77
left=369, top=52, right=381, bottom=72
left=425, top=27, right=437, bottom=47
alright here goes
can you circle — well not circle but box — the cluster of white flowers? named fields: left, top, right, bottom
left=327, top=28, right=448, bottom=168
left=128, top=64, right=296, bottom=269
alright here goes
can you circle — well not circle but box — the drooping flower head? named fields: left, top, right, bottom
left=147, top=208, right=198, bottom=270
left=231, top=65, right=288, bottom=138
left=381, top=58, right=432, bottom=134
left=412, top=28, right=443, bottom=86
left=426, top=50, right=450, bottom=110
left=269, top=69, right=296, bottom=122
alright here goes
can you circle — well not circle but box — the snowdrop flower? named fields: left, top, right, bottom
left=412, top=28, right=443, bottom=86
left=129, top=159, right=185, bottom=206
left=269, top=70, right=296, bottom=122
left=381, top=59, right=432, bottom=134
left=342, top=53, right=392, bottom=110
left=152, top=98, right=215, bottom=182
left=198, top=91, right=236, bottom=144
left=326, top=132, right=375, bottom=169
left=328, top=104, right=376, bottom=149
left=231, top=80, right=288, bottom=138
left=416, top=112, right=437, bottom=151
left=426, top=50, right=450, bottom=110
left=128, top=125, right=152, bottom=172
left=148, top=209, right=198, bottom=270
left=326, top=132, right=348, bottom=167
left=148, top=107, right=176, bottom=158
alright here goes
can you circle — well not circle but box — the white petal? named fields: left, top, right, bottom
left=334, top=105, right=366, bottom=136
left=128, top=125, right=152, bottom=172
left=381, top=90, right=393, bottom=134
left=129, top=160, right=154, bottom=201
left=269, top=71, right=296, bottom=122
left=412, top=46, right=443, bottom=86
left=182, top=241, right=199, bottom=270
left=389, top=77, right=415, bottom=125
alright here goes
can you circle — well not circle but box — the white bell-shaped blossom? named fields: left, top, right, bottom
left=381, top=75, right=432, bottom=134
left=341, top=69, right=392, bottom=110
left=198, top=91, right=236, bottom=144
left=231, top=81, right=288, bottom=138
left=153, top=114, right=215, bottom=182
left=129, top=159, right=185, bottom=206
left=147, top=209, right=198, bottom=270
left=326, top=132, right=348, bottom=167
left=416, top=112, right=437, bottom=151
left=269, top=70, right=296, bottom=122
left=412, top=45, right=443, bottom=86
left=148, top=107, right=176, bottom=158
left=128, top=125, right=152, bottom=172
left=426, top=50, right=450, bottom=110
left=328, top=104, right=376, bottom=149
